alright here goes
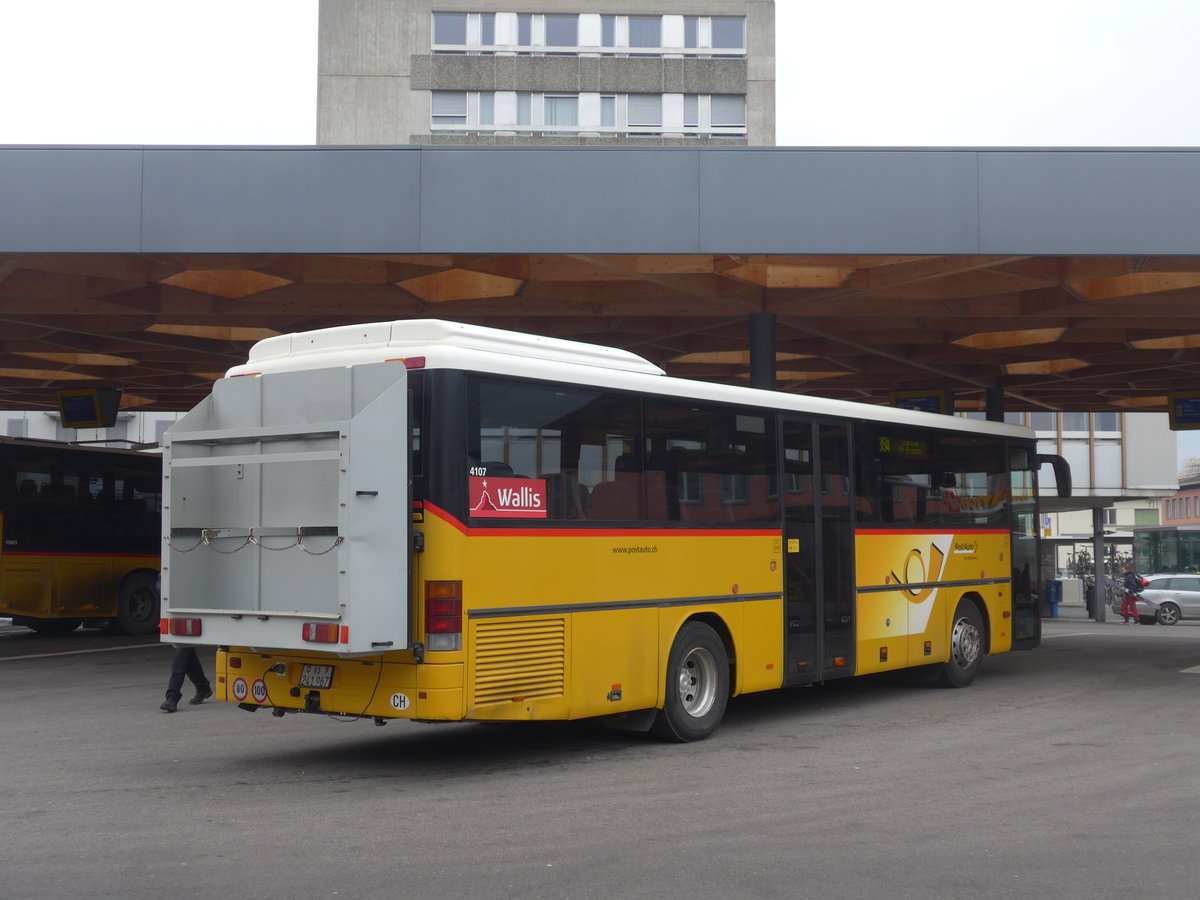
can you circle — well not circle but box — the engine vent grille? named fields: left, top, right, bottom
left=472, top=618, right=566, bottom=706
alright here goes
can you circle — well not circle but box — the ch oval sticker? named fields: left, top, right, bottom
left=390, top=693, right=410, bottom=711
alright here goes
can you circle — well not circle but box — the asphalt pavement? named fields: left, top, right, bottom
left=1, top=615, right=1198, bottom=900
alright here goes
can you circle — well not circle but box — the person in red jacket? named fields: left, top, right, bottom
left=1120, top=565, right=1143, bottom=624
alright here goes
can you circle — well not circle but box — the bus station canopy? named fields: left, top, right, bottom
left=3, top=144, right=1200, bottom=413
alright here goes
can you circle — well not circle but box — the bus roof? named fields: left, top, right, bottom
left=229, top=319, right=1033, bottom=440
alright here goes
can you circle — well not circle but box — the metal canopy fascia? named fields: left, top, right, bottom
left=5, top=145, right=1200, bottom=255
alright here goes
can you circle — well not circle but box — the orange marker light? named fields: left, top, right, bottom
left=168, top=618, right=202, bottom=637
left=302, top=622, right=339, bottom=643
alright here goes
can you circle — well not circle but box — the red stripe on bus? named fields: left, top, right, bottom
left=421, top=501, right=780, bottom=538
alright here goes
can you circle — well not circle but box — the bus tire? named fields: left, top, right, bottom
left=935, top=600, right=985, bottom=688
left=651, top=621, right=730, bottom=742
left=115, top=572, right=160, bottom=635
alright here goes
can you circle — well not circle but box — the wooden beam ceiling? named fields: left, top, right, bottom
left=2, top=252, right=1200, bottom=413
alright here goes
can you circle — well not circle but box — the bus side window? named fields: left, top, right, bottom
left=590, top=453, right=643, bottom=520
left=544, top=471, right=588, bottom=519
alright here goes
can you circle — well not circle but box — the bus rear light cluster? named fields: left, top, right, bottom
left=425, top=581, right=462, bottom=651
left=301, top=622, right=340, bottom=643
left=166, top=618, right=203, bottom=637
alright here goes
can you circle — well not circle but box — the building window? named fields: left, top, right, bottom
left=711, top=16, right=745, bottom=49
left=684, top=16, right=699, bottom=48
left=1062, top=412, right=1088, bottom=432
left=479, top=13, right=495, bottom=47
left=628, top=15, right=661, bottom=48
left=627, top=94, right=662, bottom=127
left=517, top=13, right=532, bottom=47
left=544, top=94, right=578, bottom=127
left=545, top=14, right=577, bottom=48
left=683, top=94, right=699, bottom=127
left=1029, top=412, right=1056, bottom=432
left=1094, top=412, right=1119, bottom=432
left=429, top=90, right=748, bottom=137
left=6, top=417, right=28, bottom=437
left=710, top=94, right=746, bottom=128
left=1103, top=508, right=1118, bottom=525
left=601, top=15, right=615, bottom=47
left=600, top=95, right=616, bottom=127
left=433, top=12, right=467, bottom=47
left=431, top=91, right=467, bottom=127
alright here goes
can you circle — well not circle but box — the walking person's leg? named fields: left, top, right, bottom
left=183, top=647, right=213, bottom=704
left=161, top=647, right=189, bottom=711
left=1121, top=594, right=1137, bottom=622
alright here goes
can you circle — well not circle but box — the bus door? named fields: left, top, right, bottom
left=781, top=418, right=855, bottom=684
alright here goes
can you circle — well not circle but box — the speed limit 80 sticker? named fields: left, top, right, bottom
left=230, top=677, right=269, bottom=704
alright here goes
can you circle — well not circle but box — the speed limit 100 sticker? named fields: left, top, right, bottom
left=390, top=693, right=410, bottom=711
left=231, top=678, right=248, bottom=701
left=251, top=679, right=268, bottom=704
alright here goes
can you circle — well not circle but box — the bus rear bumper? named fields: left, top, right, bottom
left=215, top=649, right=464, bottom=721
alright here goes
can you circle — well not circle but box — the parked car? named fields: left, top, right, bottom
left=1110, top=574, right=1200, bottom=625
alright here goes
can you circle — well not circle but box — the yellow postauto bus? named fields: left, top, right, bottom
left=1, top=437, right=162, bottom=634
left=161, top=320, right=1068, bottom=741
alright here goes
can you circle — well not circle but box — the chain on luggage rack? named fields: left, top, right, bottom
left=166, top=528, right=344, bottom=556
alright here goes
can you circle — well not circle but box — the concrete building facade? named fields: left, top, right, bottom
left=986, top=411, right=1176, bottom=587
left=318, top=0, right=776, bottom=145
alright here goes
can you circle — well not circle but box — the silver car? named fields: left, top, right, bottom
left=1111, top=574, right=1200, bottom=625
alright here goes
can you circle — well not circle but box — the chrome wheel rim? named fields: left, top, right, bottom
left=675, top=647, right=718, bottom=718
left=1161, top=606, right=1179, bottom=625
left=950, top=615, right=982, bottom=669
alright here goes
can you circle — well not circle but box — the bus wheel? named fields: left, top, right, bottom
left=28, top=618, right=83, bottom=636
left=651, top=621, right=730, bottom=742
left=935, top=600, right=984, bottom=688
left=115, top=572, right=160, bottom=635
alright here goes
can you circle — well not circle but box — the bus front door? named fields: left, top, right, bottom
left=782, top=419, right=855, bottom=684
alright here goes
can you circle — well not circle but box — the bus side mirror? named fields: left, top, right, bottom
left=1037, top=453, right=1072, bottom=498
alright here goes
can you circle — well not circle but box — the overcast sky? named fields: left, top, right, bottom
left=3, top=0, right=1200, bottom=146
left=1, top=0, right=1196, bottom=460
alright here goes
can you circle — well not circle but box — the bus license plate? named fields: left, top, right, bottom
left=299, top=665, right=334, bottom=689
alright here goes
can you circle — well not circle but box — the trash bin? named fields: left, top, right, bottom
left=1046, top=580, right=1062, bottom=618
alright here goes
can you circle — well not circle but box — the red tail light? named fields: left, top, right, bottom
left=425, top=581, right=462, bottom=651
left=302, top=622, right=340, bottom=643
left=167, top=618, right=203, bottom=637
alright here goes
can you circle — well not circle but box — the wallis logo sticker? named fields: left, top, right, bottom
left=469, top=476, right=547, bottom=519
